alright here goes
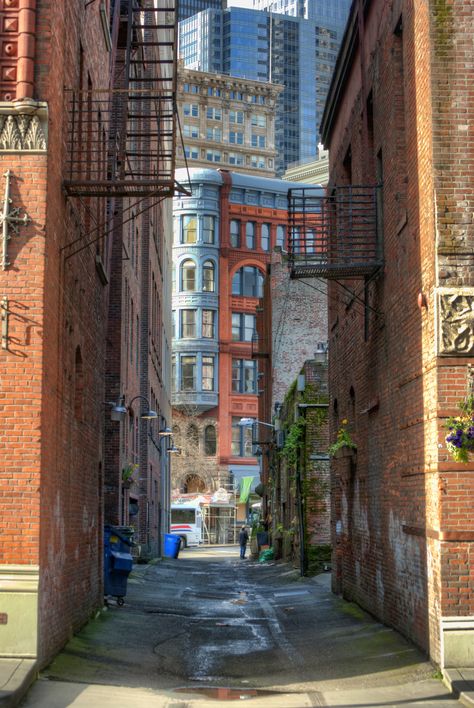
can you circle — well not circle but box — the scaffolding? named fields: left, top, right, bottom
left=172, top=486, right=237, bottom=545
left=63, top=0, right=185, bottom=199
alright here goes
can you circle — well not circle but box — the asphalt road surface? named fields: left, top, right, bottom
left=21, top=545, right=460, bottom=707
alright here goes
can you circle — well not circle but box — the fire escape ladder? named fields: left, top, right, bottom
left=64, top=0, right=181, bottom=198
left=287, top=185, right=383, bottom=280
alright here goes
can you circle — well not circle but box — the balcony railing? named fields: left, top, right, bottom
left=288, top=185, right=383, bottom=279
left=64, top=0, right=182, bottom=199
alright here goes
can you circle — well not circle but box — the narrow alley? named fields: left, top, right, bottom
left=20, top=547, right=460, bottom=708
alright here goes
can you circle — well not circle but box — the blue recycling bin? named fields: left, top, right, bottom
left=164, top=533, right=181, bottom=559
left=104, top=525, right=134, bottom=605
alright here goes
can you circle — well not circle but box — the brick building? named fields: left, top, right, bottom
left=0, top=0, right=177, bottom=666
left=290, top=0, right=474, bottom=667
left=171, top=167, right=309, bottom=524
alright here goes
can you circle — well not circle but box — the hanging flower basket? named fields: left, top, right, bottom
left=329, top=419, right=357, bottom=458
left=445, top=395, right=474, bottom=463
left=122, top=463, right=138, bottom=487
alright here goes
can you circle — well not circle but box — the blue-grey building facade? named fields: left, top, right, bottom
left=178, top=3, right=350, bottom=174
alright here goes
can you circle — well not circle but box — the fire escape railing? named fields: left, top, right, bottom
left=64, top=0, right=182, bottom=198
left=288, top=185, right=383, bottom=279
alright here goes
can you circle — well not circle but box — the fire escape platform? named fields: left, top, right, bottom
left=288, top=185, right=383, bottom=280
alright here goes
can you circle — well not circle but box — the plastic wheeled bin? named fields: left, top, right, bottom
left=163, top=533, right=181, bottom=559
left=104, top=525, right=134, bottom=605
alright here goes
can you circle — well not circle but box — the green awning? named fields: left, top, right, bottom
left=239, top=476, right=254, bottom=504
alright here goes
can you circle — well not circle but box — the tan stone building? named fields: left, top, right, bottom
left=176, top=65, right=282, bottom=177
left=283, top=146, right=329, bottom=186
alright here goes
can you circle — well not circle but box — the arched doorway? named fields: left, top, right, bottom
left=183, top=474, right=206, bottom=493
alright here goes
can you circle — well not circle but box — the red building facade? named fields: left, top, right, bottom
left=315, top=0, right=474, bottom=667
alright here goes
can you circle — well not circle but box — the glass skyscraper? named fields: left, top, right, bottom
left=178, top=0, right=222, bottom=23
left=179, top=3, right=350, bottom=174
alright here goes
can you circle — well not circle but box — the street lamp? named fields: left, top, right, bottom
left=158, top=427, right=173, bottom=437
left=110, top=395, right=158, bottom=422
left=238, top=417, right=275, bottom=429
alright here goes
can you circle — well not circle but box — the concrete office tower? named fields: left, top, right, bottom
left=178, top=4, right=350, bottom=174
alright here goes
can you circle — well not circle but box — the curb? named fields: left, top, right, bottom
left=0, top=659, right=37, bottom=708
left=443, top=668, right=474, bottom=707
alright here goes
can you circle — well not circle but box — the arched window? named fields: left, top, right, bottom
left=202, top=260, right=215, bottom=292
left=187, top=423, right=199, bottom=448
left=172, top=425, right=181, bottom=444
left=204, top=425, right=217, bottom=456
left=181, top=259, right=196, bottom=291
left=232, top=266, right=264, bottom=297
left=74, top=346, right=84, bottom=421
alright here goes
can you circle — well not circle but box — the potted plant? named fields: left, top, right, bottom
left=122, top=463, right=138, bottom=489
left=329, top=419, right=357, bottom=458
left=445, top=395, right=474, bottom=463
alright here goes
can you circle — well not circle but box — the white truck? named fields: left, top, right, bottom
left=170, top=502, right=203, bottom=547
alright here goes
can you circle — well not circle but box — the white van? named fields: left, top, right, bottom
left=170, top=504, right=202, bottom=547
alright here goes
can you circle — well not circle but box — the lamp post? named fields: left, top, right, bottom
left=110, top=395, right=158, bottom=422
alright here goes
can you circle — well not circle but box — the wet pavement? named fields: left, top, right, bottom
left=19, top=546, right=462, bottom=707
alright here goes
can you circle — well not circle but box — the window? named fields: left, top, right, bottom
left=245, top=222, right=256, bottom=249
left=171, top=355, right=176, bottom=392
left=251, top=155, right=265, bottom=169
left=202, top=309, right=216, bottom=338
left=231, top=416, right=253, bottom=457
left=251, top=114, right=266, bottom=128
left=182, top=215, right=197, bottom=243
left=206, top=107, right=221, bottom=121
left=228, top=152, right=244, bottom=166
left=172, top=310, right=176, bottom=339
left=229, top=131, right=244, bottom=145
left=229, top=110, right=244, bottom=124
left=181, top=260, right=196, bottom=291
left=230, top=91, right=243, bottom=100
left=188, top=423, right=199, bottom=447
left=232, top=266, right=264, bottom=297
left=183, top=103, right=199, bottom=117
left=181, top=309, right=196, bottom=338
left=181, top=355, right=196, bottom=391
left=276, top=224, right=286, bottom=249
left=251, top=134, right=266, bottom=148
left=183, top=124, right=199, bottom=138
left=261, top=223, right=270, bottom=251
left=232, top=313, right=256, bottom=342
left=206, top=149, right=221, bottom=163
left=232, top=359, right=257, bottom=393
left=202, top=216, right=215, bottom=244
left=207, top=127, right=222, bottom=142
left=204, top=425, right=217, bottom=455
left=202, top=355, right=215, bottom=391
left=184, top=145, right=199, bottom=160
left=202, top=260, right=215, bottom=292
left=207, top=86, right=221, bottom=96
left=230, top=219, right=240, bottom=248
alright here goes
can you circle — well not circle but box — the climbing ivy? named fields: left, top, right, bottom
left=280, top=417, right=306, bottom=468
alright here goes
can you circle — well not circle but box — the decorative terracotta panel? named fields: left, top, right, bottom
left=0, top=0, right=19, bottom=100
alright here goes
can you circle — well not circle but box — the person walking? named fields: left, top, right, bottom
left=239, top=525, right=249, bottom=559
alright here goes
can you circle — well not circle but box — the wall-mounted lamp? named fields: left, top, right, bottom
left=168, top=445, right=181, bottom=455
left=110, top=395, right=158, bottom=422
left=159, top=427, right=173, bottom=437
left=239, top=417, right=275, bottom=430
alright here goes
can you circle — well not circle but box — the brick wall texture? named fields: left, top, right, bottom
left=323, top=0, right=474, bottom=664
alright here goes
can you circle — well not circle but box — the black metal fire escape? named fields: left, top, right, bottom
left=64, top=0, right=185, bottom=199
left=287, top=185, right=383, bottom=280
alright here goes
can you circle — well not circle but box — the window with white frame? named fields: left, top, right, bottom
left=181, top=355, right=196, bottom=391
left=251, top=134, right=266, bottom=148
left=206, top=149, right=221, bottom=163
left=229, top=110, right=244, bottom=124
left=276, top=224, right=286, bottom=249
left=245, top=221, right=256, bottom=249
left=206, top=107, right=221, bottom=121
left=251, top=155, right=265, bottom=169
left=207, top=127, right=222, bottom=142
left=202, top=355, right=215, bottom=391
left=183, top=103, right=199, bottom=117
left=251, top=114, right=266, bottom=128
left=202, top=216, right=215, bottom=244
left=261, top=223, right=270, bottom=251
left=228, top=152, right=244, bottom=166
left=184, top=145, right=199, bottom=160
left=183, top=124, right=199, bottom=138
left=229, top=131, right=244, bottom=145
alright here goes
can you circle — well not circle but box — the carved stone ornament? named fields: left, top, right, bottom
left=437, top=289, right=474, bottom=356
left=0, top=113, right=46, bottom=150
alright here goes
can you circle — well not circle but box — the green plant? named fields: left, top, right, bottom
left=122, top=463, right=138, bottom=483
left=445, top=395, right=474, bottom=463
left=280, top=417, right=306, bottom=467
left=328, top=419, right=357, bottom=457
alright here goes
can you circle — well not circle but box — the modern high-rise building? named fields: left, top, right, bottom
left=253, top=0, right=350, bottom=23
left=178, top=3, right=350, bottom=174
left=178, top=0, right=223, bottom=22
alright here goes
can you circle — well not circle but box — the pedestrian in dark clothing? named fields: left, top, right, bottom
left=239, top=526, right=249, bottom=559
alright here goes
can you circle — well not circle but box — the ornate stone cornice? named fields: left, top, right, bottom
left=0, top=99, right=48, bottom=151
